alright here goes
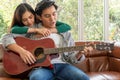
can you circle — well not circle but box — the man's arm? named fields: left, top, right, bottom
left=1, top=33, right=36, bottom=64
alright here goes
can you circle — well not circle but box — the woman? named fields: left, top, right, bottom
left=9, top=3, right=71, bottom=36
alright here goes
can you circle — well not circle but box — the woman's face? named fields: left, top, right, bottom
left=22, top=11, right=35, bottom=27
left=40, top=5, right=57, bottom=28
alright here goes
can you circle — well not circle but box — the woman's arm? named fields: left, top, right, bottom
left=56, top=21, right=71, bottom=33
left=11, top=25, right=37, bottom=34
left=11, top=21, right=71, bottom=34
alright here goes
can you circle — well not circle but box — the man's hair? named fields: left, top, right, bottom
left=35, top=0, right=58, bottom=16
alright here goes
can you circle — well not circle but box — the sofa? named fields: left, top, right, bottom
left=0, top=41, right=120, bottom=80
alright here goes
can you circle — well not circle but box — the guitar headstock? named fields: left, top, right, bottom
left=95, top=42, right=114, bottom=52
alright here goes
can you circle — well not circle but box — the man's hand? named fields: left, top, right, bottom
left=76, top=43, right=94, bottom=60
left=19, top=49, right=36, bottom=65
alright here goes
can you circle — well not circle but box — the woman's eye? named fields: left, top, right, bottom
left=22, top=19, right=27, bottom=22
left=29, top=15, right=34, bottom=19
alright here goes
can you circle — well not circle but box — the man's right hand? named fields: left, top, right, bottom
left=19, top=49, right=36, bottom=65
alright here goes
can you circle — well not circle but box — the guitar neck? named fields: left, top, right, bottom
left=44, top=45, right=95, bottom=54
left=43, top=42, right=115, bottom=55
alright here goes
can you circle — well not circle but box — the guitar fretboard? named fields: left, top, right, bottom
left=44, top=45, right=87, bottom=54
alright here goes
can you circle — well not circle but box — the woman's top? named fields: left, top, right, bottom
left=11, top=21, right=71, bottom=34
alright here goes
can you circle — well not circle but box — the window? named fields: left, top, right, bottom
left=109, top=0, right=120, bottom=41
left=79, top=0, right=120, bottom=41
left=0, top=0, right=120, bottom=41
left=83, top=0, right=104, bottom=40
left=0, top=0, right=22, bottom=36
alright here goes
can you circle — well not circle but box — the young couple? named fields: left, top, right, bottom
left=1, top=0, right=90, bottom=80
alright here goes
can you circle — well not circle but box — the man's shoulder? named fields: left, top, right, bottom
left=34, top=23, right=42, bottom=28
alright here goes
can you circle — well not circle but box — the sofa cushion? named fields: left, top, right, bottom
left=74, top=58, right=89, bottom=72
left=87, top=71, right=120, bottom=80
left=0, top=77, right=21, bottom=80
left=89, top=56, right=109, bottom=72
left=109, top=57, right=120, bottom=72
left=0, top=63, right=10, bottom=77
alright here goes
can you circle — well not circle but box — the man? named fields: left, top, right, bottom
left=28, top=0, right=90, bottom=80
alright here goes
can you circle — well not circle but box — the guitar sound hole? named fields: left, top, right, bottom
left=34, top=48, right=46, bottom=63
left=34, top=48, right=44, bottom=57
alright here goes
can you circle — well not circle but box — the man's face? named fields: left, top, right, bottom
left=39, top=5, right=57, bottom=28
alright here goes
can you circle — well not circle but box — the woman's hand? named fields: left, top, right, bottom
left=36, top=27, right=58, bottom=36
left=36, top=27, right=51, bottom=37
left=28, top=27, right=58, bottom=37
left=28, top=27, right=51, bottom=37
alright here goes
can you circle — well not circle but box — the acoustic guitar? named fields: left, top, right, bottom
left=3, top=37, right=114, bottom=75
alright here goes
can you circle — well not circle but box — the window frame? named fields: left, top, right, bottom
left=78, top=0, right=110, bottom=41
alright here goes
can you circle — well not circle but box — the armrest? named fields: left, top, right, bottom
left=112, top=42, right=120, bottom=58
left=0, top=44, right=3, bottom=62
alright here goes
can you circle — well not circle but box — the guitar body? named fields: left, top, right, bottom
left=3, top=37, right=55, bottom=75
